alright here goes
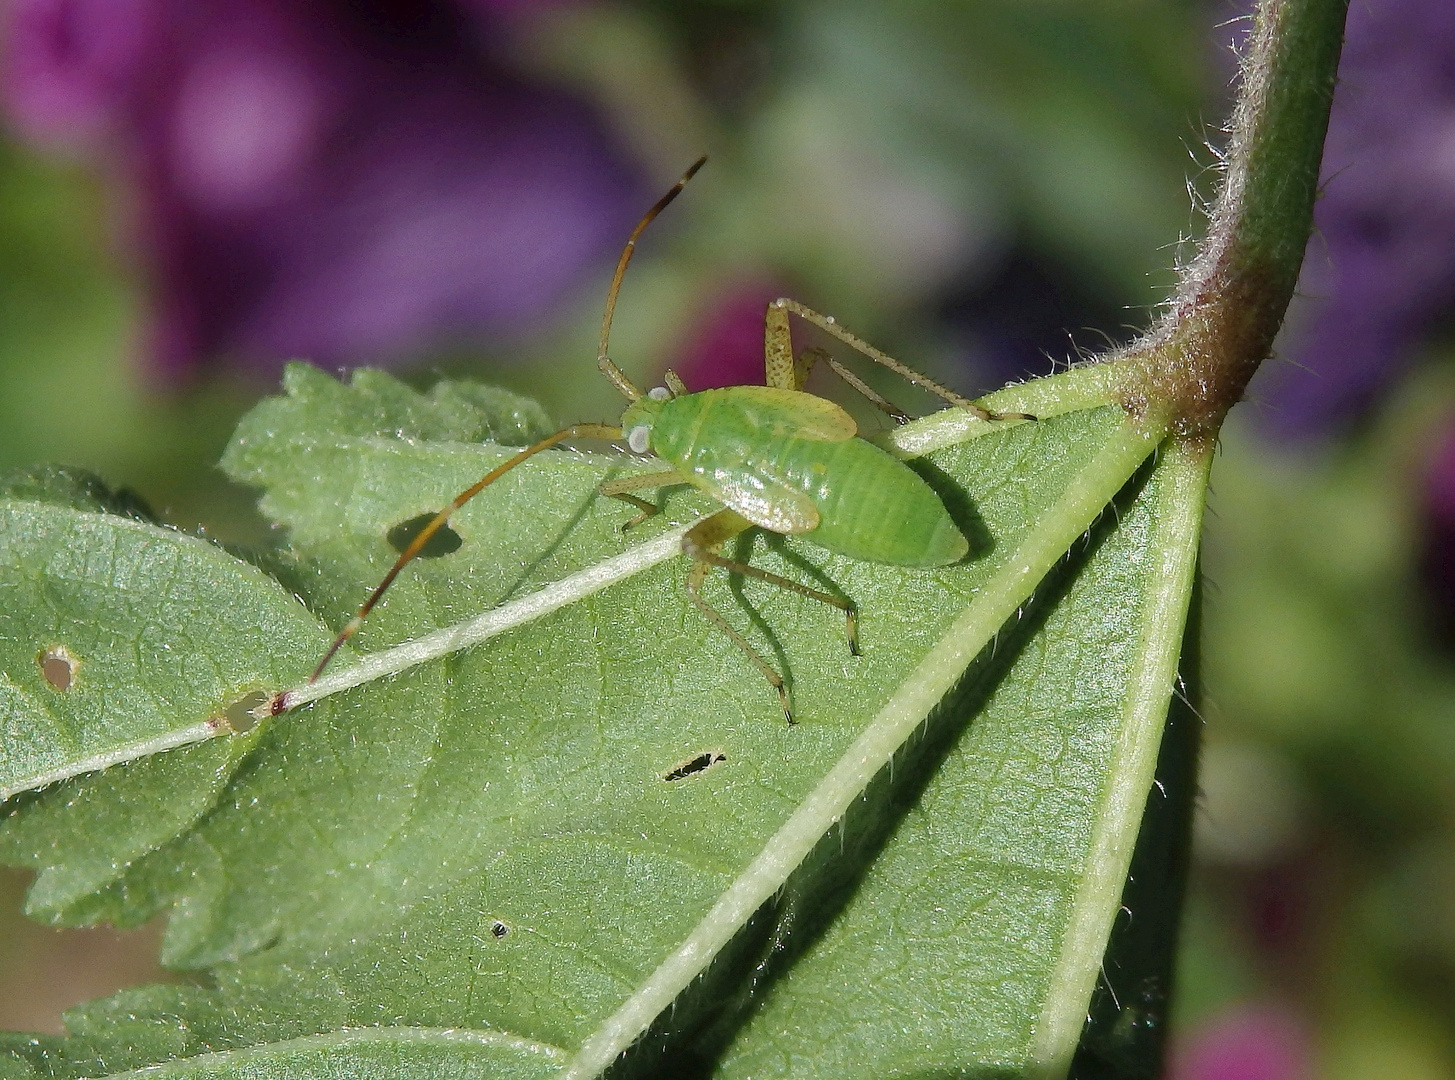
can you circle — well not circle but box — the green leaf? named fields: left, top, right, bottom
left=714, top=443, right=1207, bottom=1080
left=0, top=365, right=1201, bottom=1078
left=0, top=468, right=326, bottom=802
left=0, top=465, right=157, bottom=522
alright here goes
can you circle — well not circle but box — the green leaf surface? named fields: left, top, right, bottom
left=714, top=442, right=1207, bottom=1080
left=0, top=468, right=326, bottom=801
left=0, top=366, right=1201, bottom=1078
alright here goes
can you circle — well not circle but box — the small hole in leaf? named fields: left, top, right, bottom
left=490, top=920, right=509, bottom=938
left=38, top=646, right=78, bottom=691
left=663, top=751, right=727, bottom=782
left=222, top=690, right=271, bottom=734
left=387, top=513, right=462, bottom=558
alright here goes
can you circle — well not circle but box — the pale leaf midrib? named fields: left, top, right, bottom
left=1029, top=438, right=1211, bottom=1076
left=98, top=1024, right=569, bottom=1079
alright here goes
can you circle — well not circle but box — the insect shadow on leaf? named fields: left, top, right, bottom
left=387, top=513, right=463, bottom=558
left=493, top=468, right=623, bottom=605
left=907, top=456, right=996, bottom=560
left=720, top=529, right=858, bottom=701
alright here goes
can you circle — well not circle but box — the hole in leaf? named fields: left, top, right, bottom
left=38, top=646, right=77, bottom=691
left=663, top=751, right=727, bottom=782
left=490, top=920, right=509, bottom=938
left=386, top=513, right=462, bottom=558
left=221, top=690, right=270, bottom=734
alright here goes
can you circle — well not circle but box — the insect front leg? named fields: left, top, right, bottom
left=598, top=469, right=689, bottom=530
left=310, top=422, right=621, bottom=683
left=682, top=509, right=861, bottom=724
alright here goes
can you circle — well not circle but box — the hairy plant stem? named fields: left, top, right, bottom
left=1117, top=0, right=1349, bottom=435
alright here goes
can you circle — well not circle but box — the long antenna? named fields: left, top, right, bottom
left=309, top=422, right=622, bottom=684
left=309, top=157, right=708, bottom=685
left=597, top=156, right=707, bottom=375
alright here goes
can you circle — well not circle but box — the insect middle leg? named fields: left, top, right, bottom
left=682, top=508, right=859, bottom=723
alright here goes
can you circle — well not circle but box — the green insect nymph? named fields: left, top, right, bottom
left=311, top=157, right=1031, bottom=720
left=619, top=386, right=968, bottom=567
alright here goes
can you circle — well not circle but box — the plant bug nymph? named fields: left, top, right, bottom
left=311, top=157, right=1032, bottom=721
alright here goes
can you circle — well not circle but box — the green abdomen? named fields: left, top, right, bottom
left=773, top=438, right=969, bottom=567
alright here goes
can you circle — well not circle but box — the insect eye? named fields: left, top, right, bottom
left=628, top=425, right=651, bottom=453
left=647, top=386, right=672, bottom=401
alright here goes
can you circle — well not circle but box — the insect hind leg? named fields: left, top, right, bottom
left=682, top=509, right=860, bottom=723
left=763, top=302, right=920, bottom=423
left=798, top=346, right=913, bottom=423
left=771, top=297, right=1034, bottom=421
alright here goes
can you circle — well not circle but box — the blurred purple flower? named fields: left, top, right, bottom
left=1259, top=0, right=1455, bottom=436
left=2, top=0, right=644, bottom=377
left=674, top=281, right=786, bottom=392
left=1169, top=1003, right=1311, bottom=1080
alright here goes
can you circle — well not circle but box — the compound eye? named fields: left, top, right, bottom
left=628, top=425, right=651, bottom=453
left=647, top=386, right=672, bottom=401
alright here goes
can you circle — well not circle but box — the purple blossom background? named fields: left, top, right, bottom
left=2, top=0, right=645, bottom=377
left=1261, top=0, right=1455, bottom=437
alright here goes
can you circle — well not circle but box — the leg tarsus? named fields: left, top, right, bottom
left=611, top=493, right=658, bottom=530
left=684, top=545, right=795, bottom=723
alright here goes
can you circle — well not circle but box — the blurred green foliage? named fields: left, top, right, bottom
left=1182, top=368, right=1455, bottom=1078
left=0, top=142, right=264, bottom=542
